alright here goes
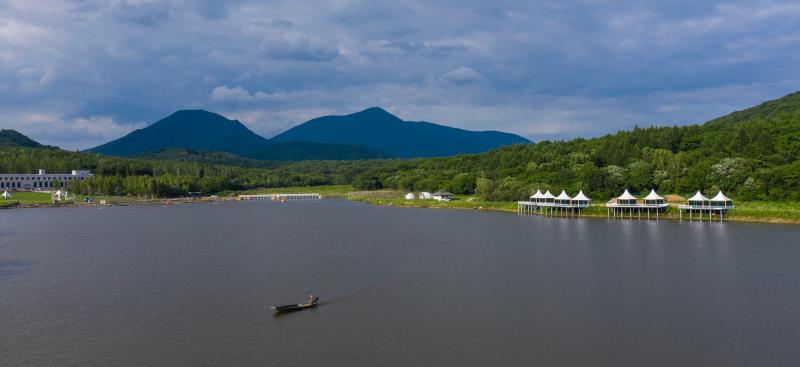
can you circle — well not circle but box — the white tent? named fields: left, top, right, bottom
left=555, top=190, right=572, bottom=206
left=541, top=190, right=556, bottom=202
left=1, top=191, right=11, bottom=199
left=404, top=193, right=416, bottom=200
left=710, top=191, right=731, bottom=202
left=688, top=191, right=709, bottom=202
left=530, top=189, right=543, bottom=201
left=643, top=189, right=664, bottom=201
left=710, top=191, right=733, bottom=207
left=419, top=192, right=433, bottom=200
left=572, top=190, right=591, bottom=202
left=618, top=189, right=637, bottom=201
left=616, top=189, right=637, bottom=206
left=687, top=191, right=709, bottom=207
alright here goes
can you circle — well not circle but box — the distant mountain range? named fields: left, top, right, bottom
left=271, top=107, right=530, bottom=158
left=88, top=108, right=529, bottom=160
left=89, top=110, right=389, bottom=160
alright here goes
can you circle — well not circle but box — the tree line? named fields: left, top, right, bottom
left=1, top=92, right=798, bottom=201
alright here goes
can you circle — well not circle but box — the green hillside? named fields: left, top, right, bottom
left=0, top=129, right=44, bottom=148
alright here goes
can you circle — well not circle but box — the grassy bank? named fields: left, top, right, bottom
left=4, top=187, right=798, bottom=224
left=0, top=191, right=186, bottom=208
left=341, top=190, right=800, bottom=224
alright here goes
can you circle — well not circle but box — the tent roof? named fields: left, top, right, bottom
left=542, top=190, right=556, bottom=199
left=573, top=190, right=591, bottom=201
left=556, top=190, right=572, bottom=200
left=643, top=189, right=664, bottom=201
left=688, top=191, right=709, bottom=201
left=617, top=189, right=637, bottom=200
left=530, top=189, right=543, bottom=199
left=710, top=191, right=732, bottom=202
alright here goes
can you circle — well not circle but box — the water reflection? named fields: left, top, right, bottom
left=0, top=259, right=31, bottom=278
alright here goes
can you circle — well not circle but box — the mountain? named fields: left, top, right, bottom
left=90, top=110, right=388, bottom=160
left=0, top=129, right=43, bottom=148
left=269, top=107, right=531, bottom=158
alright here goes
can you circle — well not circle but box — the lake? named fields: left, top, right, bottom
left=2, top=200, right=800, bottom=366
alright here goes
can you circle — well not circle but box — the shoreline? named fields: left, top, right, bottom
left=347, top=197, right=800, bottom=225
left=3, top=189, right=799, bottom=225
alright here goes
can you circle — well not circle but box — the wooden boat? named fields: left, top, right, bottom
left=271, top=295, right=318, bottom=313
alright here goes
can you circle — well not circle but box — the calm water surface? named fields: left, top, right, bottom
left=1, top=200, right=800, bottom=366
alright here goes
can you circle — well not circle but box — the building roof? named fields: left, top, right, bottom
left=542, top=190, right=556, bottom=199
left=688, top=191, right=709, bottom=202
left=573, top=190, right=591, bottom=201
left=643, top=189, right=664, bottom=201
left=432, top=191, right=453, bottom=196
left=530, top=189, right=543, bottom=199
left=556, top=190, right=572, bottom=200
left=617, top=189, right=637, bottom=201
left=710, top=191, right=732, bottom=202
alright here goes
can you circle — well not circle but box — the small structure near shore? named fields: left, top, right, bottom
left=518, top=189, right=591, bottom=217
left=605, top=189, right=669, bottom=220
left=432, top=191, right=453, bottom=201
left=404, top=193, right=416, bottom=200
left=678, top=191, right=734, bottom=221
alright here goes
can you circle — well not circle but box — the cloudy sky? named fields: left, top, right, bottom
left=1, top=0, right=798, bottom=149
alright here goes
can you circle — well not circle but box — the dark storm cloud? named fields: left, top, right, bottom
left=0, top=0, right=798, bottom=149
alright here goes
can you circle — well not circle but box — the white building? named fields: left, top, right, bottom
left=0, top=169, right=92, bottom=191
left=432, top=191, right=453, bottom=201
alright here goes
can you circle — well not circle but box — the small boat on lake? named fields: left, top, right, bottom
left=271, top=295, right=319, bottom=313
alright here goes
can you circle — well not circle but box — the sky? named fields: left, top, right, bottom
left=1, top=0, right=799, bottom=150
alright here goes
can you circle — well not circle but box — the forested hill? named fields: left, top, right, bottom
left=0, top=129, right=44, bottom=148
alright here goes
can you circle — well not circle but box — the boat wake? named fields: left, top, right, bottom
left=322, top=276, right=401, bottom=305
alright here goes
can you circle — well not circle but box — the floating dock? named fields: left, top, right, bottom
left=238, top=193, right=320, bottom=201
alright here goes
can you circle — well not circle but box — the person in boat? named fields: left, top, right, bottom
left=307, top=295, right=318, bottom=305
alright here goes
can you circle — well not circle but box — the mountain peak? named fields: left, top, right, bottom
left=271, top=107, right=530, bottom=157
left=348, top=107, right=403, bottom=123
left=90, top=109, right=267, bottom=156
